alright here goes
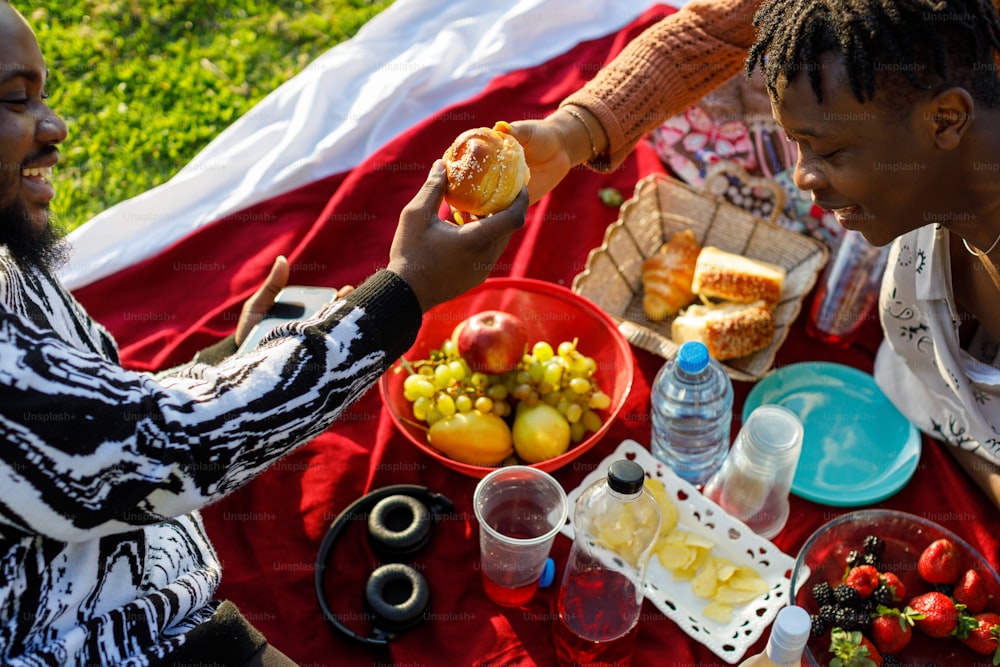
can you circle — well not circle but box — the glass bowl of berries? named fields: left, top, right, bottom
left=790, top=509, right=1000, bottom=666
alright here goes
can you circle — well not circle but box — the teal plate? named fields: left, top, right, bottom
left=743, top=362, right=921, bottom=507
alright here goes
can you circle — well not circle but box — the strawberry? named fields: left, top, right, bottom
left=829, top=628, right=883, bottom=667
left=909, top=591, right=977, bottom=638
left=954, top=568, right=991, bottom=613
left=879, top=572, right=906, bottom=603
left=909, top=591, right=959, bottom=637
left=845, top=564, right=881, bottom=599
left=960, top=612, right=1000, bottom=664
left=917, top=537, right=962, bottom=584
left=870, top=605, right=919, bottom=655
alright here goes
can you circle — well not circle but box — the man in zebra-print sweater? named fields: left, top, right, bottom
left=0, top=3, right=527, bottom=665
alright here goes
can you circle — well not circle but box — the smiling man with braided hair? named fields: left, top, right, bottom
left=749, top=0, right=1000, bottom=507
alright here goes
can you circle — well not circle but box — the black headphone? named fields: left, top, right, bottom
left=314, top=485, right=454, bottom=646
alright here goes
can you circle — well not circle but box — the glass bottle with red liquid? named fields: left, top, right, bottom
left=553, top=459, right=660, bottom=666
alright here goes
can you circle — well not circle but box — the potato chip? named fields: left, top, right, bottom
left=641, top=478, right=770, bottom=624
left=691, top=558, right=719, bottom=598
left=644, top=478, right=679, bottom=534
left=715, top=559, right=738, bottom=582
left=714, top=583, right=765, bottom=605
left=680, top=532, right=715, bottom=550
left=657, top=543, right=694, bottom=570
left=728, top=570, right=770, bottom=594
left=702, top=602, right=734, bottom=624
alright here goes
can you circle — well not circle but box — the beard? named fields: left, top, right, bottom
left=0, top=199, right=68, bottom=273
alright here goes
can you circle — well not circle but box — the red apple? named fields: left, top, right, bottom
left=453, top=310, right=528, bottom=374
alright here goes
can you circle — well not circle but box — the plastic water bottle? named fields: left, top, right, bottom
left=552, top=460, right=661, bottom=667
left=650, top=340, right=734, bottom=486
left=737, top=605, right=811, bottom=666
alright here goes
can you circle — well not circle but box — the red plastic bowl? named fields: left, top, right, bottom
left=379, top=277, right=634, bottom=478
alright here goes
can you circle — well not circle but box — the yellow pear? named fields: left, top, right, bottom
left=512, top=402, right=571, bottom=463
left=428, top=411, right=513, bottom=466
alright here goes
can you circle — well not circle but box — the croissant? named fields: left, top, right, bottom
left=442, top=123, right=529, bottom=217
left=641, top=229, right=702, bottom=321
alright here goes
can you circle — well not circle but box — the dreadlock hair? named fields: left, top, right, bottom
left=747, top=0, right=1000, bottom=111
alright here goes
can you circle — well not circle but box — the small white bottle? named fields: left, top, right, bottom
left=738, top=605, right=811, bottom=667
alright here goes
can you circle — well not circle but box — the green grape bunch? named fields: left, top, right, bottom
left=397, top=335, right=611, bottom=455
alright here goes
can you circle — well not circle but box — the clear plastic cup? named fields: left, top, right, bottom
left=807, top=229, right=889, bottom=347
left=473, top=466, right=568, bottom=607
left=704, top=405, right=804, bottom=539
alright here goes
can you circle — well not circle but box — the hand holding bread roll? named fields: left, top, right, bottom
left=442, top=122, right=530, bottom=220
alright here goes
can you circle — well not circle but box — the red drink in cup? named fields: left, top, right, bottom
left=481, top=572, right=539, bottom=607
left=473, top=467, right=568, bottom=608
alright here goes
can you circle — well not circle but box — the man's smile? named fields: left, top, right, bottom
left=20, top=163, right=54, bottom=204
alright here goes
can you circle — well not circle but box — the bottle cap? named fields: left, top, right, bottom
left=607, top=459, right=645, bottom=495
left=767, top=605, right=811, bottom=662
left=538, top=557, right=555, bottom=588
left=677, top=341, right=709, bottom=374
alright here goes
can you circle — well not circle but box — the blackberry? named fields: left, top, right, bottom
left=862, top=534, right=886, bottom=557
left=872, top=585, right=894, bottom=606
left=933, top=583, right=954, bottom=596
left=812, top=581, right=835, bottom=607
left=818, top=604, right=837, bottom=623
left=859, top=597, right=877, bottom=616
left=810, top=613, right=829, bottom=637
left=833, top=606, right=854, bottom=629
left=882, top=657, right=900, bottom=667
left=852, top=608, right=872, bottom=632
left=845, top=549, right=863, bottom=569
left=860, top=552, right=882, bottom=569
left=834, top=583, right=862, bottom=608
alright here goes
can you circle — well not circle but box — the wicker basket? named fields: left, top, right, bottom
left=572, top=172, right=829, bottom=382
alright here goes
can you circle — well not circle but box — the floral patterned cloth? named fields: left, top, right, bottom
left=646, top=74, right=843, bottom=250
left=875, top=224, right=1000, bottom=465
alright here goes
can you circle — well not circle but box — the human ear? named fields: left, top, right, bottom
left=925, top=87, right=974, bottom=151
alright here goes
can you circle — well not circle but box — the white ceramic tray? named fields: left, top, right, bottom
left=561, top=440, right=803, bottom=664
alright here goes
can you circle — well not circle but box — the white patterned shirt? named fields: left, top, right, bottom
left=875, top=224, right=1000, bottom=465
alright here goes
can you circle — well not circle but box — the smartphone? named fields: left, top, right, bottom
left=236, top=285, right=338, bottom=354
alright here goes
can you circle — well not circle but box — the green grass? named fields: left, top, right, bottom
left=26, top=0, right=393, bottom=232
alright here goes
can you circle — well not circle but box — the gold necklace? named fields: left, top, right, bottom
left=962, top=233, right=1000, bottom=257
left=961, top=234, right=1000, bottom=292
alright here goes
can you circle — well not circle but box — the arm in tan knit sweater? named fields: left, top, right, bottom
left=511, top=0, right=760, bottom=202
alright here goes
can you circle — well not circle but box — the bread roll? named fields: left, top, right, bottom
left=671, top=300, right=775, bottom=360
left=442, top=123, right=529, bottom=217
left=641, top=229, right=701, bottom=321
left=692, top=246, right=786, bottom=307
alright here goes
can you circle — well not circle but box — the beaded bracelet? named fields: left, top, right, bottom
left=562, top=106, right=599, bottom=161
